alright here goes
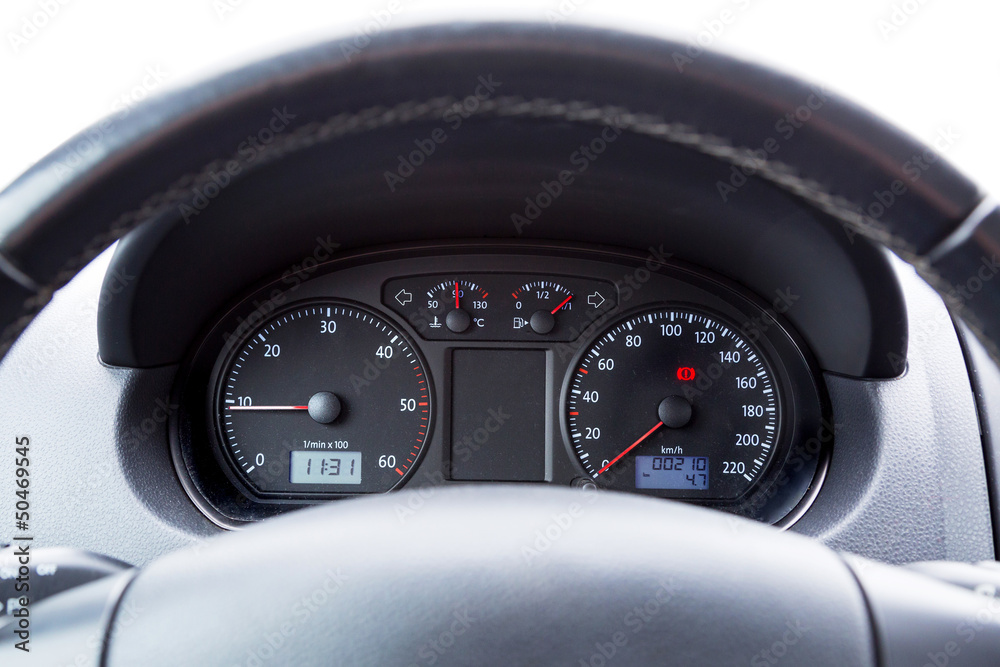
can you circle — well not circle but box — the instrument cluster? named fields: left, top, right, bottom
left=172, top=244, right=828, bottom=528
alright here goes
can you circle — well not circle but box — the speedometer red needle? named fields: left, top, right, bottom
left=227, top=405, right=308, bottom=411
left=455, top=281, right=460, bottom=309
left=551, top=294, right=573, bottom=314
left=596, top=421, right=664, bottom=475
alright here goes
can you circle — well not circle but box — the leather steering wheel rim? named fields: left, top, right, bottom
left=3, top=22, right=1000, bottom=666
left=0, top=23, right=998, bottom=366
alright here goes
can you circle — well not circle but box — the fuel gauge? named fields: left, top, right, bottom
left=512, top=280, right=574, bottom=334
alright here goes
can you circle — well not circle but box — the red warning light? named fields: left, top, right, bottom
left=677, top=367, right=696, bottom=381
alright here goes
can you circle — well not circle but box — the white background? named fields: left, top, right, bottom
left=1, top=0, right=996, bottom=195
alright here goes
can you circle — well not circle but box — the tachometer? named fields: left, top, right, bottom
left=565, top=307, right=781, bottom=500
left=425, top=279, right=488, bottom=333
left=215, top=301, right=431, bottom=496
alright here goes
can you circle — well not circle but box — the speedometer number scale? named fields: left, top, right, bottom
left=566, top=308, right=779, bottom=500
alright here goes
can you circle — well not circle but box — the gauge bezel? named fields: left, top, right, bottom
left=561, top=303, right=788, bottom=502
left=172, top=294, right=437, bottom=529
left=560, top=296, right=828, bottom=525
left=209, top=298, right=434, bottom=501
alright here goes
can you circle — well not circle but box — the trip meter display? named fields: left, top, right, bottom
left=635, top=456, right=709, bottom=490
left=565, top=307, right=782, bottom=500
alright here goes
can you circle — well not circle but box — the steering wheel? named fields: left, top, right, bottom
left=3, top=23, right=1000, bottom=666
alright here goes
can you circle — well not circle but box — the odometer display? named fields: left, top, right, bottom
left=215, top=301, right=431, bottom=497
left=566, top=307, right=780, bottom=500
left=635, top=456, right=709, bottom=490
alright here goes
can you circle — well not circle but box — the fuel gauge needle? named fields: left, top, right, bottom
left=227, top=405, right=308, bottom=411
left=551, top=294, right=573, bottom=314
left=596, top=421, right=663, bottom=475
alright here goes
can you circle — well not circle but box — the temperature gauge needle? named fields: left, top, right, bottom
left=455, top=281, right=461, bottom=309
left=597, top=421, right=664, bottom=475
left=227, top=405, right=308, bottom=411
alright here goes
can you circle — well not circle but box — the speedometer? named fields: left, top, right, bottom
left=565, top=307, right=783, bottom=500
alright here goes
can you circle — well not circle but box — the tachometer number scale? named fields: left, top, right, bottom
left=216, top=302, right=431, bottom=496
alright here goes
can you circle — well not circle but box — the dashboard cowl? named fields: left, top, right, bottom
left=0, top=23, right=925, bottom=377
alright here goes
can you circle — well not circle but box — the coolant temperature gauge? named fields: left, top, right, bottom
left=424, top=280, right=488, bottom=333
left=383, top=279, right=491, bottom=336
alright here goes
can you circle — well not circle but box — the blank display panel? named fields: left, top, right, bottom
left=450, top=349, right=547, bottom=481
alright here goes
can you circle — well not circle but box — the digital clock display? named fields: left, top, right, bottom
left=290, top=451, right=362, bottom=485
left=635, top=456, right=708, bottom=490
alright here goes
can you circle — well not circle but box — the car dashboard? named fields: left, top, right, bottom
left=0, top=235, right=994, bottom=568
left=0, top=23, right=996, bottom=579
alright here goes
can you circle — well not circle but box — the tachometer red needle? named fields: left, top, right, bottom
left=455, top=281, right=460, bottom=309
left=551, top=294, right=573, bottom=314
left=227, top=405, right=308, bottom=411
left=597, top=421, right=664, bottom=475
